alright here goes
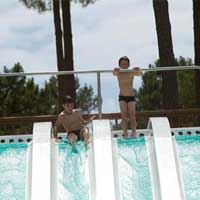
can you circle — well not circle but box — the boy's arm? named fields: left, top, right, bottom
left=54, top=126, right=58, bottom=139
left=113, top=68, right=120, bottom=76
left=86, top=115, right=96, bottom=124
left=54, top=114, right=63, bottom=138
left=80, top=114, right=96, bottom=125
left=133, top=67, right=143, bottom=76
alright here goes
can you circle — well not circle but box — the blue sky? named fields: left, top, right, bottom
left=0, top=0, right=193, bottom=113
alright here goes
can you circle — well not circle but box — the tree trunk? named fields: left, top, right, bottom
left=53, top=0, right=68, bottom=109
left=153, top=0, right=179, bottom=109
left=193, top=0, right=200, bottom=108
left=61, top=0, right=76, bottom=100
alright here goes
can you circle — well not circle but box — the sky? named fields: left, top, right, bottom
left=0, top=0, right=194, bottom=113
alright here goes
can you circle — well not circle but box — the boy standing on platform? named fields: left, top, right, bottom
left=113, top=56, right=142, bottom=137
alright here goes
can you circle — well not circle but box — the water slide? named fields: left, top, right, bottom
left=92, top=120, right=121, bottom=200
left=27, top=117, right=185, bottom=200
left=92, top=118, right=185, bottom=200
left=50, top=120, right=120, bottom=200
left=26, top=122, right=52, bottom=200
left=146, top=117, right=185, bottom=200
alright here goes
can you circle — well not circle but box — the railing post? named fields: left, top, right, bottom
left=97, top=72, right=102, bottom=119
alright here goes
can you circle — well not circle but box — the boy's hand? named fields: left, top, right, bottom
left=113, top=68, right=120, bottom=75
left=89, top=115, right=96, bottom=121
left=82, top=115, right=96, bottom=125
left=133, top=67, right=143, bottom=76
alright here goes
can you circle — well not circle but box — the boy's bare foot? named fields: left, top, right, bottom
left=131, top=133, right=136, bottom=138
left=122, top=133, right=128, bottom=138
left=55, top=138, right=59, bottom=143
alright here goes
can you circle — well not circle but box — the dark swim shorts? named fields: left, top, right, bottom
left=68, top=130, right=82, bottom=141
left=119, top=95, right=135, bottom=103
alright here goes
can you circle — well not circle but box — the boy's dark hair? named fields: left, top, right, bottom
left=63, top=95, right=74, bottom=104
left=118, top=56, right=130, bottom=65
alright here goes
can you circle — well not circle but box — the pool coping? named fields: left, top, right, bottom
left=0, top=126, right=200, bottom=143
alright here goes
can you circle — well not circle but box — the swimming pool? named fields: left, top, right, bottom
left=113, top=133, right=200, bottom=200
left=176, top=136, right=200, bottom=200
left=1, top=120, right=200, bottom=200
left=0, top=143, right=28, bottom=200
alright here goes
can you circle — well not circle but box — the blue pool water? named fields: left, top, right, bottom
left=117, top=136, right=200, bottom=200
left=117, top=138, right=153, bottom=200
left=58, top=141, right=89, bottom=200
left=176, top=136, right=200, bottom=200
left=0, top=135, right=199, bottom=200
left=0, top=143, right=27, bottom=200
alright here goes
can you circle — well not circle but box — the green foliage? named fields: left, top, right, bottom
left=36, top=76, right=59, bottom=114
left=19, top=0, right=51, bottom=12
left=22, top=78, right=39, bottom=115
left=0, top=63, right=26, bottom=116
left=0, top=64, right=97, bottom=117
left=137, top=63, right=162, bottom=111
left=137, top=57, right=196, bottom=110
left=19, top=0, right=97, bottom=12
left=176, top=56, right=195, bottom=108
left=73, top=0, right=97, bottom=7
left=76, top=81, right=98, bottom=113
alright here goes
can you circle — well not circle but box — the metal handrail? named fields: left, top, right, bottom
left=1, top=65, right=200, bottom=119
left=0, top=65, right=200, bottom=77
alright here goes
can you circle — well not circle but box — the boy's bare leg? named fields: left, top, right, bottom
left=128, top=102, right=137, bottom=137
left=68, top=133, right=78, bottom=146
left=82, top=128, right=90, bottom=144
left=119, top=101, right=128, bottom=137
